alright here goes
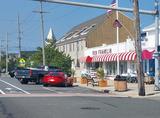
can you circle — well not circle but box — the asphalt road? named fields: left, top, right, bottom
left=1, top=96, right=160, bottom=118
left=1, top=77, right=160, bottom=118
left=0, top=77, right=104, bottom=95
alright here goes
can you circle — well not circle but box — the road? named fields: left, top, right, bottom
left=0, top=77, right=103, bottom=96
left=0, top=77, right=160, bottom=118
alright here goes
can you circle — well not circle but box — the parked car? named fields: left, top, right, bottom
left=42, top=71, right=73, bottom=87
left=15, top=66, right=63, bottom=84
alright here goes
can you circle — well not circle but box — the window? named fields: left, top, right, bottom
left=72, top=43, right=75, bottom=51
left=78, top=27, right=87, bottom=35
left=69, top=43, right=72, bottom=51
left=80, top=41, right=83, bottom=50
left=64, top=32, right=74, bottom=40
left=63, top=45, right=65, bottom=52
left=65, top=44, right=68, bottom=52
left=77, top=42, right=79, bottom=52
left=81, top=24, right=96, bottom=35
left=72, top=30, right=80, bottom=38
left=65, top=30, right=80, bottom=40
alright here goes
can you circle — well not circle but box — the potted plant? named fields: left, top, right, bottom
left=114, top=75, right=127, bottom=91
left=80, top=73, right=88, bottom=84
left=96, top=67, right=107, bottom=87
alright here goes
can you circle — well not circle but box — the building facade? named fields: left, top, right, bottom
left=56, top=11, right=135, bottom=77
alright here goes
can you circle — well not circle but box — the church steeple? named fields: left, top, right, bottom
left=45, top=28, right=56, bottom=46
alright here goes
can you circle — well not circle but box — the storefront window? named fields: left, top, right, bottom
left=105, top=62, right=116, bottom=75
left=120, top=62, right=127, bottom=74
left=130, top=61, right=136, bottom=73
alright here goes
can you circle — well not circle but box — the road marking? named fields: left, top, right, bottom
left=0, top=90, right=5, bottom=94
left=42, top=87, right=62, bottom=94
left=0, top=79, right=30, bottom=94
left=5, top=88, right=12, bottom=90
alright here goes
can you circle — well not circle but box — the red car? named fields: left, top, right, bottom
left=42, top=71, right=73, bottom=87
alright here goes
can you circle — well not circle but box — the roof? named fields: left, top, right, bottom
left=57, top=13, right=107, bottom=44
left=56, top=11, right=134, bottom=46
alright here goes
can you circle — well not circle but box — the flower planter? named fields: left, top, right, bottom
left=80, top=77, right=87, bottom=84
left=114, top=80, right=127, bottom=92
left=98, top=79, right=107, bottom=87
left=114, top=75, right=127, bottom=92
left=114, top=80, right=118, bottom=91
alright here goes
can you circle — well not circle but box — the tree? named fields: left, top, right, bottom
left=30, top=45, right=72, bottom=75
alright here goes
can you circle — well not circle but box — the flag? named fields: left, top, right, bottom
left=113, top=19, right=122, bottom=28
left=107, top=0, right=116, bottom=14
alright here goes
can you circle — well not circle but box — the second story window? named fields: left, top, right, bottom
left=69, top=43, right=72, bottom=51
left=73, top=43, right=75, bottom=51
left=63, top=45, right=65, bottom=52
left=81, top=24, right=96, bottom=35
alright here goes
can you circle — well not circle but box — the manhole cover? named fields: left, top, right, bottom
left=80, top=107, right=100, bottom=110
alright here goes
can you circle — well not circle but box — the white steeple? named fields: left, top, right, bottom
left=47, top=28, right=53, bottom=40
left=45, top=28, right=56, bottom=46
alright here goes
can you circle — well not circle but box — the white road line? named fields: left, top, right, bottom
left=42, top=87, right=61, bottom=94
left=0, top=90, right=5, bottom=94
left=0, top=79, right=30, bottom=94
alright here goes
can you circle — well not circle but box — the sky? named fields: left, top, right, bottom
left=0, top=0, right=158, bottom=53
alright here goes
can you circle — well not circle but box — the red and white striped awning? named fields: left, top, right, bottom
left=119, top=51, right=137, bottom=61
left=92, top=51, right=137, bottom=62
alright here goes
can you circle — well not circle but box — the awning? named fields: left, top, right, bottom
left=142, top=49, right=155, bottom=60
left=119, top=51, right=136, bottom=61
left=79, top=56, right=92, bottom=63
left=93, top=51, right=136, bottom=62
left=92, top=50, right=154, bottom=62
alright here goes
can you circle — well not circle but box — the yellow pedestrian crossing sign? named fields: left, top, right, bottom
left=19, top=58, right=26, bottom=67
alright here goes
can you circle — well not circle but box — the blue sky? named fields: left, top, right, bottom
left=0, top=0, right=158, bottom=52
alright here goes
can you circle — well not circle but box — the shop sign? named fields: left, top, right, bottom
left=92, top=48, right=112, bottom=55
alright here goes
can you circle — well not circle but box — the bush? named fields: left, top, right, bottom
left=114, top=75, right=126, bottom=81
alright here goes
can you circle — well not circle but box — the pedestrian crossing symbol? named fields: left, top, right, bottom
left=19, top=58, right=26, bottom=67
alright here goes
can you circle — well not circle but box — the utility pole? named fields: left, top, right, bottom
left=0, top=39, right=5, bottom=63
left=0, top=40, right=2, bottom=62
left=6, top=32, right=8, bottom=73
left=154, top=0, right=160, bottom=90
left=116, top=0, right=120, bottom=75
left=33, top=1, right=46, bottom=66
left=133, top=0, right=145, bottom=96
left=17, top=14, right=22, bottom=58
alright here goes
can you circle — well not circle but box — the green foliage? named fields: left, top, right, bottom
left=0, top=55, right=18, bottom=71
left=0, top=56, right=6, bottom=70
left=30, top=45, right=72, bottom=75
left=96, top=67, right=105, bottom=79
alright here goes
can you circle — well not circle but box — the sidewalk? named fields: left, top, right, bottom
left=74, top=79, right=160, bottom=98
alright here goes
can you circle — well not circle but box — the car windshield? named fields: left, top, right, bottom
left=47, top=72, right=62, bottom=76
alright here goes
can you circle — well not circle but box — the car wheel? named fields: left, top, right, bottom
left=20, top=79, right=28, bottom=84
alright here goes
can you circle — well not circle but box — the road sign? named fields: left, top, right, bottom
left=19, top=58, right=26, bottom=67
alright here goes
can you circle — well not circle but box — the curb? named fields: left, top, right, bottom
left=76, top=83, right=160, bottom=98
